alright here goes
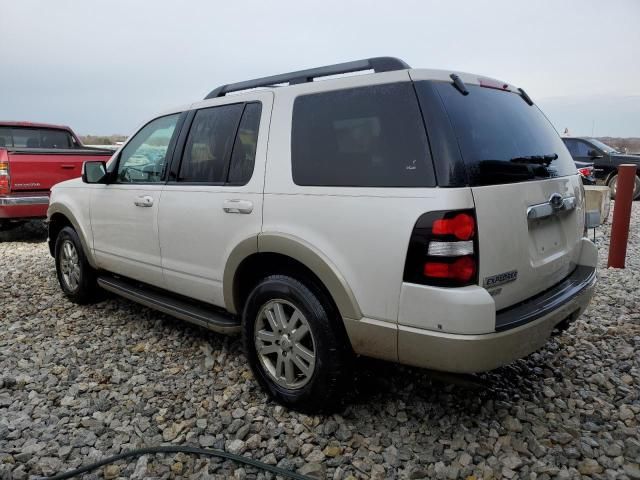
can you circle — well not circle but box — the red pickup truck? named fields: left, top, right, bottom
left=0, top=122, right=114, bottom=229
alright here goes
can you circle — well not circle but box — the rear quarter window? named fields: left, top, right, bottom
left=291, top=83, right=435, bottom=187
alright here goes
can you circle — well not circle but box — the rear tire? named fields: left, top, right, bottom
left=242, top=275, right=350, bottom=412
left=608, top=173, right=640, bottom=200
left=54, top=226, right=99, bottom=304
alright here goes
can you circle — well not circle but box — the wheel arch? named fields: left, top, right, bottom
left=47, top=204, right=96, bottom=268
left=223, top=233, right=362, bottom=322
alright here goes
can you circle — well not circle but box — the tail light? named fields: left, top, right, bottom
left=403, top=210, right=479, bottom=287
left=0, top=161, right=9, bottom=195
left=577, top=166, right=592, bottom=177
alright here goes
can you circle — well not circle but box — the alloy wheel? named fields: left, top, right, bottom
left=60, top=240, right=81, bottom=292
left=254, top=299, right=316, bottom=389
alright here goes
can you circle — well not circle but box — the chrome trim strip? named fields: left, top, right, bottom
left=527, top=195, right=576, bottom=220
left=0, top=195, right=50, bottom=206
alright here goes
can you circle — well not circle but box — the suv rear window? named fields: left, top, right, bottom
left=420, top=82, right=576, bottom=186
left=291, top=83, right=435, bottom=187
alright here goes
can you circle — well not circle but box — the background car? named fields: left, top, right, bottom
left=562, top=136, right=640, bottom=199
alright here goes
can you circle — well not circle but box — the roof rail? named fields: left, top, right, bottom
left=204, top=57, right=410, bottom=99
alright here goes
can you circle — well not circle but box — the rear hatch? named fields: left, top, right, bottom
left=414, top=78, right=585, bottom=311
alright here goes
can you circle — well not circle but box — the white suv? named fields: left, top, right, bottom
left=48, top=57, right=597, bottom=411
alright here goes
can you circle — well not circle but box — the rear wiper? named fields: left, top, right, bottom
left=510, top=153, right=558, bottom=167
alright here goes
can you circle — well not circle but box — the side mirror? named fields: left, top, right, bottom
left=82, top=161, right=108, bottom=184
left=587, top=149, right=603, bottom=159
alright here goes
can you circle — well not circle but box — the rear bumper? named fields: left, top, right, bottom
left=345, top=238, right=598, bottom=373
left=0, top=194, right=50, bottom=219
left=397, top=264, right=596, bottom=372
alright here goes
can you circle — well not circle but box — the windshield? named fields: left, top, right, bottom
left=424, top=82, right=577, bottom=186
left=588, top=138, right=619, bottom=154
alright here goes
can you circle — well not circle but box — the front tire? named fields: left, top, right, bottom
left=242, top=275, right=350, bottom=412
left=55, top=226, right=99, bottom=304
left=608, top=173, right=640, bottom=200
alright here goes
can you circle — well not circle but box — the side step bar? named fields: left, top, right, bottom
left=97, top=275, right=240, bottom=334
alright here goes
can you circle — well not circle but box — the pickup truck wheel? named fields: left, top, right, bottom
left=608, top=174, right=640, bottom=200
left=55, top=226, right=98, bottom=304
left=242, top=275, right=350, bottom=412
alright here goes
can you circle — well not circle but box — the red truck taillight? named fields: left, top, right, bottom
left=0, top=161, right=9, bottom=195
left=403, top=210, right=479, bottom=287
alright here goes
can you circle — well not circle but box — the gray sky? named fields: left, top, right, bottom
left=1, top=0, right=639, bottom=137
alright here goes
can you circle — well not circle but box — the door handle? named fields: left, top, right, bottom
left=223, top=199, right=253, bottom=214
left=61, top=164, right=75, bottom=169
left=134, top=195, right=154, bottom=207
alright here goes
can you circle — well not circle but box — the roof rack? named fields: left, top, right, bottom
left=204, top=57, right=410, bottom=99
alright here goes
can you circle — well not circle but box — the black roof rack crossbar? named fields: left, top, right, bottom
left=204, top=56, right=410, bottom=99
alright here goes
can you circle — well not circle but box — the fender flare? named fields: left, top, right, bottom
left=222, top=232, right=362, bottom=320
left=48, top=203, right=97, bottom=268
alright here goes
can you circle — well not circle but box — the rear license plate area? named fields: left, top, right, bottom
left=528, top=216, right=568, bottom=264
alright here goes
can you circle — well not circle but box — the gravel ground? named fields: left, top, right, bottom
left=1, top=205, right=639, bottom=480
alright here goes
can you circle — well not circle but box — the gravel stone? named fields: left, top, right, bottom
left=624, top=463, right=640, bottom=480
left=199, top=435, right=215, bottom=447
left=103, top=464, right=120, bottom=479
left=131, top=455, right=148, bottom=479
left=226, top=439, right=246, bottom=455
left=578, top=458, right=604, bottom=475
left=620, top=405, right=635, bottom=421
left=299, top=462, right=326, bottom=479
left=503, top=416, right=523, bottom=432
left=1, top=207, right=640, bottom=479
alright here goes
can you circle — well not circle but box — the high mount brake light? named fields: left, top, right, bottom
left=403, top=209, right=479, bottom=288
left=478, top=78, right=510, bottom=91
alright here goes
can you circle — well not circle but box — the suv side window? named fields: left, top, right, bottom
left=179, top=104, right=244, bottom=183
left=291, top=83, right=435, bottom=187
left=228, top=103, right=262, bottom=185
left=117, top=114, right=180, bottom=183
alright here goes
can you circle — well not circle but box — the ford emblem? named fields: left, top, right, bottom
left=549, top=193, right=563, bottom=210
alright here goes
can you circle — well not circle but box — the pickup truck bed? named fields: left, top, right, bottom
left=0, top=146, right=113, bottom=226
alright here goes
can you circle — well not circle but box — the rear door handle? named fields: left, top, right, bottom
left=134, top=195, right=154, bottom=207
left=61, top=164, right=75, bottom=169
left=223, top=199, right=253, bottom=214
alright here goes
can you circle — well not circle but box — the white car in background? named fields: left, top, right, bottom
left=47, top=57, right=597, bottom=411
